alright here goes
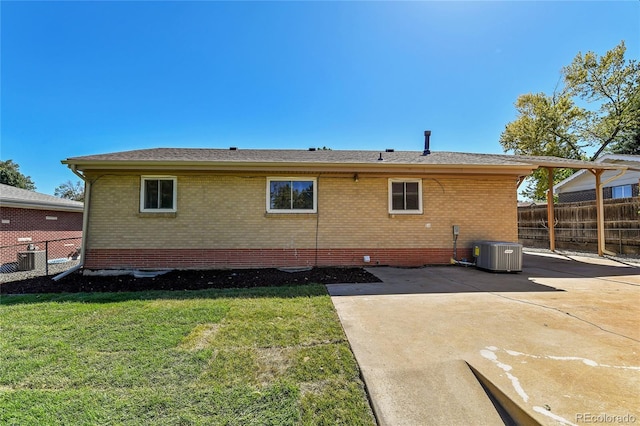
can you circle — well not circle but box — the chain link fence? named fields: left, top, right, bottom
left=0, top=237, right=82, bottom=283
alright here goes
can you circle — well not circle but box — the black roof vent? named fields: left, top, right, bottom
left=308, top=147, right=316, bottom=151
left=229, top=147, right=237, bottom=151
left=422, top=130, right=431, bottom=156
left=378, top=152, right=384, bottom=161
left=385, top=149, right=395, bottom=152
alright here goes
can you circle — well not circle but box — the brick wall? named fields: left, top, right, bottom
left=0, top=207, right=83, bottom=264
left=85, top=247, right=475, bottom=269
left=84, top=172, right=518, bottom=268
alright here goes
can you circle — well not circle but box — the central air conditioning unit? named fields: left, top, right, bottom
left=17, top=250, right=46, bottom=271
left=473, top=241, right=522, bottom=272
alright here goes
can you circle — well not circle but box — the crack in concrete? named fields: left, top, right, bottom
left=481, top=346, right=578, bottom=426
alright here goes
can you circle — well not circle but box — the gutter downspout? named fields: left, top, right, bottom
left=600, top=168, right=627, bottom=189
left=53, top=165, right=90, bottom=281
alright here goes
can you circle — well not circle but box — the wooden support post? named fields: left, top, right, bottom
left=594, top=169, right=605, bottom=256
left=546, top=167, right=555, bottom=252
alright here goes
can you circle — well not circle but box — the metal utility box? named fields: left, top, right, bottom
left=17, top=251, right=46, bottom=271
left=473, top=241, right=522, bottom=272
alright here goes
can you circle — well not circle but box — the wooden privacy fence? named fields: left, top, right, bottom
left=518, top=197, right=640, bottom=255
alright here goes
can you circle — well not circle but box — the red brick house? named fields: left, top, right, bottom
left=0, top=184, right=84, bottom=267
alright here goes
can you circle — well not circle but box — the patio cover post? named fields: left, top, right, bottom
left=591, top=169, right=605, bottom=256
left=546, top=167, right=555, bottom=251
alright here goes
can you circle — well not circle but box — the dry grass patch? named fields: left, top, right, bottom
left=178, top=323, right=221, bottom=351
left=255, top=347, right=295, bottom=385
left=299, top=379, right=331, bottom=396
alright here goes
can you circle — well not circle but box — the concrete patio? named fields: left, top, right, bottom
left=328, top=251, right=640, bottom=425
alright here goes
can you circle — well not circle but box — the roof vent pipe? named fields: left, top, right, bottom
left=422, top=130, right=431, bottom=156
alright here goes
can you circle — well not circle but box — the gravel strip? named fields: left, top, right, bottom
left=523, top=247, right=640, bottom=267
left=0, top=260, right=81, bottom=283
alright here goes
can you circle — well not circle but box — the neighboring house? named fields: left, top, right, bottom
left=0, top=184, right=84, bottom=265
left=62, top=144, right=620, bottom=270
left=555, top=154, right=640, bottom=203
left=517, top=201, right=546, bottom=208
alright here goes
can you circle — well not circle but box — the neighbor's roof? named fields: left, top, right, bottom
left=0, top=184, right=84, bottom=212
left=591, top=154, right=640, bottom=164
left=62, top=148, right=629, bottom=175
left=554, top=154, right=640, bottom=191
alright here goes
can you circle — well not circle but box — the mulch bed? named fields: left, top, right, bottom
left=0, top=267, right=381, bottom=294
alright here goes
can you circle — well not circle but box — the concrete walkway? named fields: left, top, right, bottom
left=328, top=252, right=640, bottom=426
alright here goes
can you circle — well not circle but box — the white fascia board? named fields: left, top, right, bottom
left=0, top=200, right=84, bottom=212
left=68, top=161, right=538, bottom=176
left=554, top=169, right=589, bottom=192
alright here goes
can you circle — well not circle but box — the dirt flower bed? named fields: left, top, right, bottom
left=0, top=267, right=381, bottom=294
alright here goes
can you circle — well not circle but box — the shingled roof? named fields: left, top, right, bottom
left=65, top=148, right=533, bottom=165
left=0, top=184, right=84, bottom=212
left=63, top=148, right=628, bottom=175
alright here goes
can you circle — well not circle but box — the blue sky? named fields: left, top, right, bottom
left=2, top=1, right=638, bottom=195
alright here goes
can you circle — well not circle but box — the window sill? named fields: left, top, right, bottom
left=264, top=212, right=317, bottom=218
left=138, top=212, right=177, bottom=218
left=388, top=212, right=423, bottom=217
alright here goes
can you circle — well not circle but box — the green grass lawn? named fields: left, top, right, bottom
left=0, top=285, right=375, bottom=425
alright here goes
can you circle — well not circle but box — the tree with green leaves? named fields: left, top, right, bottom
left=0, top=160, right=36, bottom=190
left=563, top=41, right=640, bottom=159
left=54, top=180, right=85, bottom=202
left=501, top=41, right=640, bottom=200
left=610, top=129, right=639, bottom=155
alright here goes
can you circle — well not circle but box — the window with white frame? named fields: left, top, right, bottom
left=140, top=176, right=177, bottom=212
left=267, top=178, right=317, bottom=213
left=389, top=178, right=423, bottom=214
left=612, top=184, right=632, bottom=199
